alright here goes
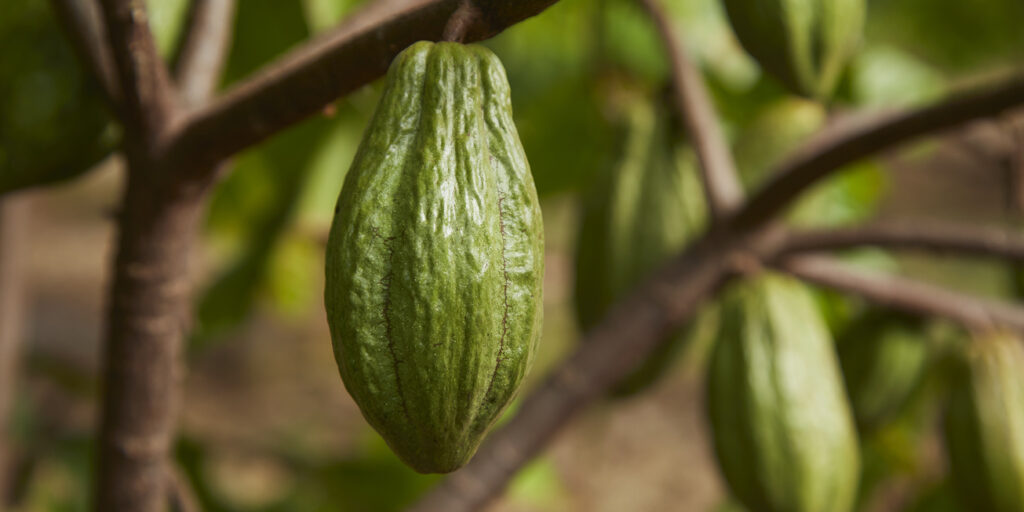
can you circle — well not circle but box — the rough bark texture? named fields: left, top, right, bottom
left=94, top=170, right=206, bottom=512
left=0, top=196, right=29, bottom=502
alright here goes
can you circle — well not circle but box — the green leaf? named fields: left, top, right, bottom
left=866, top=0, right=1024, bottom=74
left=301, top=0, right=370, bottom=33
left=222, top=0, right=311, bottom=85
left=196, top=116, right=331, bottom=342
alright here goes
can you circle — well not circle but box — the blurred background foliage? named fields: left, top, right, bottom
left=1, top=0, right=1023, bottom=510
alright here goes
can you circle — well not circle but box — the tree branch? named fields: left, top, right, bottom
left=97, top=0, right=177, bottom=140
left=779, top=255, right=1024, bottom=332
left=638, top=0, right=743, bottom=219
left=441, top=0, right=482, bottom=43
left=781, top=222, right=1024, bottom=261
left=732, top=74, right=1024, bottom=231
left=173, top=0, right=237, bottom=108
left=165, top=0, right=562, bottom=174
left=49, top=0, right=122, bottom=112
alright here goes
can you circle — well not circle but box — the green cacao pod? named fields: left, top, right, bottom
left=722, top=0, right=865, bottom=99
left=837, top=308, right=930, bottom=431
left=324, top=42, right=544, bottom=473
left=944, top=331, right=1024, bottom=511
left=707, top=272, right=860, bottom=512
left=574, top=95, right=706, bottom=396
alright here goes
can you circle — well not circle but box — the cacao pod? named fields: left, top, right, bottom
left=944, top=331, right=1024, bottom=511
left=722, top=0, right=865, bottom=99
left=837, top=308, right=930, bottom=431
left=707, top=272, right=860, bottom=512
left=324, top=42, right=544, bottom=473
left=574, top=95, right=706, bottom=396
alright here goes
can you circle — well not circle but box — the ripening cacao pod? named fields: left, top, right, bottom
left=837, top=309, right=930, bottom=431
left=707, top=272, right=860, bottom=512
left=574, top=95, right=706, bottom=396
left=722, top=0, right=865, bottom=99
left=324, top=42, right=544, bottom=473
left=944, top=331, right=1024, bottom=511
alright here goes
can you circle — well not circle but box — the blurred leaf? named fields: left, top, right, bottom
left=194, top=0, right=327, bottom=343
left=848, top=45, right=947, bottom=108
left=904, top=479, right=967, bottom=512
left=599, top=0, right=667, bottom=85
left=196, top=116, right=331, bottom=342
left=512, top=73, right=615, bottom=196
left=487, top=0, right=615, bottom=197
left=264, top=234, right=319, bottom=316
left=505, top=458, right=568, bottom=511
left=866, top=0, right=1024, bottom=74
left=0, top=0, right=117, bottom=196
left=734, top=97, right=827, bottom=186
left=301, top=0, right=370, bottom=33
left=222, top=0, right=310, bottom=85
left=789, top=161, right=886, bottom=228
left=145, top=0, right=190, bottom=58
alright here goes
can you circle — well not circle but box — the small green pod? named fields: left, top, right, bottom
left=324, top=42, right=544, bottom=473
left=944, top=331, right=1024, bottom=512
left=722, top=0, right=865, bottom=99
left=707, top=272, right=860, bottom=512
left=574, top=96, right=706, bottom=396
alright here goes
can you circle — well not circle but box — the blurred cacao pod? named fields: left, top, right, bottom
left=574, top=93, right=706, bottom=396
left=707, top=272, right=860, bottom=512
left=722, top=0, right=865, bottom=99
left=944, top=331, right=1024, bottom=511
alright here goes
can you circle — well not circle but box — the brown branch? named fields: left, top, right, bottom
left=97, top=0, right=177, bottom=140
left=781, top=222, right=1024, bottom=261
left=638, top=0, right=743, bottom=219
left=732, top=74, right=1024, bottom=231
left=441, top=0, right=482, bottom=43
left=49, top=0, right=122, bottom=111
left=95, top=177, right=207, bottom=512
left=174, top=0, right=237, bottom=108
left=779, top=255, right=1024, bottom=332
left=164, top=0, right=562, bottom=174
left=0, top=196, right=29, bottom=502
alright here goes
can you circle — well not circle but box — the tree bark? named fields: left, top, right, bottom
left=0, top=196, right=29, bottom=502
left=94, top=168, right=206, bottom=512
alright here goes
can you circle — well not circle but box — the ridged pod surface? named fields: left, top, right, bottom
left=944, top=331, right=1024, bottom=511
left=574, top=97, right=706, bottom=395
left=707, top=272, right=860, bottom=512
left=324, top=42, right=544, bottom=473
left=722, top=0, right=865, bottom=98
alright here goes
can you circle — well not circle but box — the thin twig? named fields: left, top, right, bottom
left=733, top=75, right=1024, bottom=231
left=441, top=0, right=480, bottom=43
left=638, top=0, right=743, bottom=219
left=165, top=0, right=560, bottom=174
left=49, top=0, right=122, bottom=111
left=174, top=0, right=237, bottom=108
left=781, top=222, right=1024, bottom=261
left=97, top=0, right=177, bottom=140
left=779, top=255, right=1024, bottom=332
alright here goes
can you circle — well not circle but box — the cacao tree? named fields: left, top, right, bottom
left=0, top=0, right=1022, bottom=510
